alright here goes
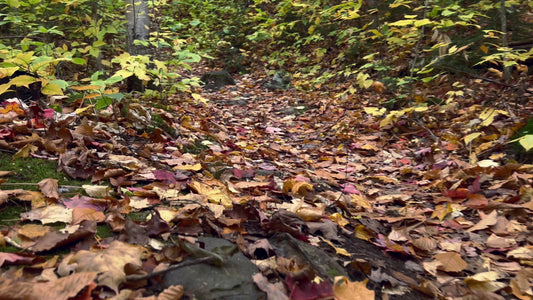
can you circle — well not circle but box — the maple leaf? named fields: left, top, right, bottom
left=68, top=240, right=143, bottom=293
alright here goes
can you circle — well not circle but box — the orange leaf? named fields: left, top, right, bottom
left=333, top=277, right=375, bottom=300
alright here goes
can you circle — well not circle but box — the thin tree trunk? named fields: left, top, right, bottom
left=125, top=0, right=150, bottom=55
left=500, top=0, right=511, bottom=83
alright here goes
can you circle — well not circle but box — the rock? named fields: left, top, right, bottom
left=162, top=237, right=265, bottom=300
left=269, top=233, right=347, bottom=279
left=266, top=70, right=291, bottom=90
left=200, top=70, right=236, bottom=91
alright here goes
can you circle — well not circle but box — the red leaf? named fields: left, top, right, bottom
left=445, top=188, right=469, bottom=199
left=286, top=276, right=333, bottom=300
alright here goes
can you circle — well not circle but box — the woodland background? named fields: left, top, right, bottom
left=0, top=0, right=532, bottom=299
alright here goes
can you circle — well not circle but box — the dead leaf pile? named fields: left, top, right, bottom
left=0, top=72, right=532, bottom=299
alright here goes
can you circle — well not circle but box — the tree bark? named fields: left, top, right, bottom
left=125, top=0, right=150, bottom=55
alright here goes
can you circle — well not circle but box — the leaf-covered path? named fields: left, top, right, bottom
left=0, top=72, right=532, bottom=299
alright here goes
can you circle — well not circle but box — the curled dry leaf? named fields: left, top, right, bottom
left=38, top=178, right=60, bottom=199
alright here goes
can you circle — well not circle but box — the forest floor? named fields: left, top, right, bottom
left=0, top=70, right=532, bottom=300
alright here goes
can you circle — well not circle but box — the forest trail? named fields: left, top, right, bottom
left=0, top=71, right=532, bottom=299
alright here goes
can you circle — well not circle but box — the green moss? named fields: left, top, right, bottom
left=127, top=211, right=150, bottom=222
left=0, top=245, right=20, bottom=253
left=0, top=152, right=89, bottom=191
left=96, top=224, right=114, bottom=239
left=149, top=113, right=177, bottom=137
left=0, top=202, right=28, bottom=226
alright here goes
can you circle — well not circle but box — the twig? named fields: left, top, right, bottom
left=125, top=256, right=214, bottom=282
left=412, top=117, right=439, bottom=143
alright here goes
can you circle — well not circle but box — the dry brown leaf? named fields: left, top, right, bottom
left=296, top=204, right=325, bottom=221
left=333, top=277, right=375, bottom=300
left=0, top=190, right=7, bottom=205
left=38, top=178, right=60, bottom=199
left=233, top=181, right=270, bottom=189
left=21, top=204, right=73, bottom=224
left=69, top=240, right=142, bottom=292
left=412, top=237, right=437, bottom=252
left=0, top=271, right=97, bottom=300
left=435, top=252, right=467, bottom=272
left=253, top=273, right=289, bottom=300
left=156, top=285, right=184, bottom=300
left=467, top=210, right=498, bottom=232
left=72, top=207, right=106, bottom=224
left=17, top=223, right=51, bottom=239
left=486, top=234, right=516, bottom=248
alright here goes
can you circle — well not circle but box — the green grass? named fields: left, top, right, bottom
left=96, top=224, right=114, bottom=239
left=0, top=152, right=89, bottom=191
left=0, top=152, right=90, bottom=227
left=0, top=201, right=29, bottom=226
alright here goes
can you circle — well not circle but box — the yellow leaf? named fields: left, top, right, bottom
left=0, top=83, right=12, bottom=95
left=81, top=185, right=109, bottom=198
left=519, top=135, right=533, bottom=151
left=189, top=181, right=232, bottom=208
left=9, top=75, right=35, bottom=87
left=70, top=85, right=104, bottom=91
left=355, top=225, right=375, bottom=242
left=463, top=132, right=481, bottom=145
left=74, top=104, right=95, bottom=114
left=41, top=82, right=63, bottom=95
left=291, top=181, right=313, bottom=197
left=13, top=144, right=38, bottom=159
left=191, top=93, right=208, bottom=103
left=431, top=203, right=453, bottom=221
left=174, top=163, right=202, bottom=171
left=363, top=107, right=386, bottom=116
left=319, top=236, right=351, bottom=257
left=329, top=213, right=349, bottom=227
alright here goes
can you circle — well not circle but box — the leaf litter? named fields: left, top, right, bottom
left=0, top=72, right=532, bottom=300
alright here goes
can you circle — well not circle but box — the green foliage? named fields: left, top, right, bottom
left=0, top=0, right=531, bottom=109
left=0, top=0, right=203, bottom=102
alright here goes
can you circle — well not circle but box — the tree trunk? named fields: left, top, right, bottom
left=125, top=0, right=150, bottom=55
left=125, top=0, right=151, bottom=91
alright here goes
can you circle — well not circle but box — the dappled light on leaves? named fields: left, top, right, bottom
left=0, top=3, right=532, bottom=296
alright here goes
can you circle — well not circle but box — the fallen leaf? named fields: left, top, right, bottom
left=333, top=277, right=375, bottom=300
left=0, top=271, right=98, bottom=300
left=435, top=252, right=467, bottom=273
left=319, top=236, right=351, bottom=257
left=467, top=210, right=498, bottom=232
left=38, top=178, right=60, bottom=199
left=486, top=234, right=516, bottom=248
left=68, top=240, right=142, bottom=292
